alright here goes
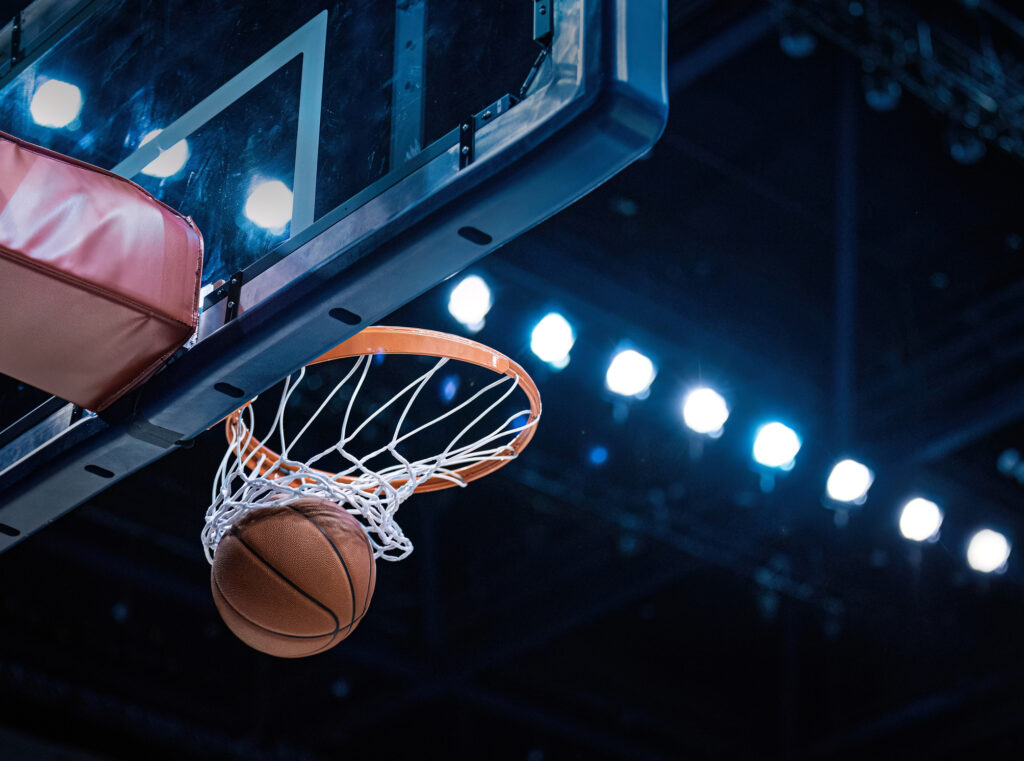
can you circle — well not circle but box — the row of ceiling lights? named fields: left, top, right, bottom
left=28, top=78, right=295, bottom=230
left=448, top=273, right=1013, bottom=576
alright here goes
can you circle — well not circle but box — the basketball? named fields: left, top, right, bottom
left=210, top=497, right=376, bottom=658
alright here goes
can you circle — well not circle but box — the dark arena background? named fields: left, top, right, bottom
left=2, top=1, right=1024, bottom=759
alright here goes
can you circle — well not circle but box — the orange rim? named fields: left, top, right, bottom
left=226, top=326, right=541, bottom=493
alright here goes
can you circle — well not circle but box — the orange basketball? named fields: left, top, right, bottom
left=210, top=497, right=376, bottom=658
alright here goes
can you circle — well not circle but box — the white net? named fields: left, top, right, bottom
left=202, top=352, right=537, bottom=563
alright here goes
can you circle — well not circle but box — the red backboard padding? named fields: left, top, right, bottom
left=0, top=131, right=203, bottom=412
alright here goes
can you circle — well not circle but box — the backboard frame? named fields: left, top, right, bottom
left=0, top=0, right=668, bottom=552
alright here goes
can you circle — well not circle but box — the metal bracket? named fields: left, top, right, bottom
left=475, top=94, right=515, bottom=130
left=519, top=45, right=551, bottom=99
left=533, top=0, right=553, bottom=45
left=460, top=96, right=517, bottom=170
left=458, top=117, right=475, bottom=169
left=10, top=12, right=23, bottom=66
left=224, top=271, right=243, bottom=324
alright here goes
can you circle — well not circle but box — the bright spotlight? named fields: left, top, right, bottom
left=752, top=422, right=801, bottom=469
left=447, top=275, right=491, bottom=330
left=244, top=180, right=293, bottom=229
left=682, top=387, right=729, bottom=435
left=898, top=498, right=943, bottom=542
left=605, top=349, right=656, bottom=397
left=530, top=313, right=575, bottom=365
left=825, top=459, right=874, bottom=503
left=139, top=129, right=190, bottom=178
left=967, top=529, right=1011, bottom=574
left=29, top=80, right=83, bottom=128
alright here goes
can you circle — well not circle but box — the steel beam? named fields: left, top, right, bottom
left=833, top=56, right=858, bottom=446
left=668, top=6, right=776, bottom=93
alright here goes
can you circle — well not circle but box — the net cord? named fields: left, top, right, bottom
left=203, top=355, right=535, bottom=563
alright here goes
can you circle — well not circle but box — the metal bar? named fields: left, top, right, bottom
left=390, top=0, right=426, bottom=169
left=882, top=378, right=1024, bottom=465
left=9, top=11, right=20, bottom=65
left=662, top=132, right=829, bottom=234
left=861, top=278, right=1024, bottom=403
left=291, top=10, right=328, bottom=233
left=833, top=57, right=858, bottom=446
left=668, top=6, right=776, bottom=93
left=980, top=0, right=1024, bottom=39
left=0, top=396, right=67, bottom=452
left=0, top=404, right=100, bottom=489
left=112, top=11, right=327, bottom=239
left=811, top=670, right=1013, bottom=756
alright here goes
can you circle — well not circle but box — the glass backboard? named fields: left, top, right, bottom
left=0, top=0, right=668, bottom=551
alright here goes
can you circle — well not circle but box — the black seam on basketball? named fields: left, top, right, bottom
left=287, top=505, right=359, bottom=633
left=212, top=574, right=369, bottom=657
left=309, top=608, right=369, bottom=653
left=226, top=533, right=341, bottom=636
left=307, top=630, right=343, bottom=656
left=212, top=574, right=338, bottom=640
left=336, top=607, right=368, bottom=633
left=311, top=602, right=373, bottom=652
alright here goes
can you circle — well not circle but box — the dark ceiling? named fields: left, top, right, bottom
left=3, top=1, right=1024, bottom=760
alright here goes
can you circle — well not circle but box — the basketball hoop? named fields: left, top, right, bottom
left=202, top=326, right=541, bottom=563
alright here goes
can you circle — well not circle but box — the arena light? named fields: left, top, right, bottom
left=825, top=459, right=874, bottom=504
left=605, top=349, right=655, bottom=397
left=948, top=128, right=986, bottom=166
left=966, top=529, right=1011, bottom=574
left=752, top=422, right=801, bottom=470
left=244, top=180, right=293, bottom=229
left=530, top=312, right=575, bottom=366
left=863, top=74, right=902, bottom=112
left=139, top=129, right=190, bottom=178
left=29, top=79, right=83, bottom=128
left=588, top=445, right=608, bottom=466
left=681, top=387, right=729, bottom=435
left=447, top=275, right=491, bottom=331
left=898, top=498, right=943, bottom=542
left=778, top=19, right=816, bottom=59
